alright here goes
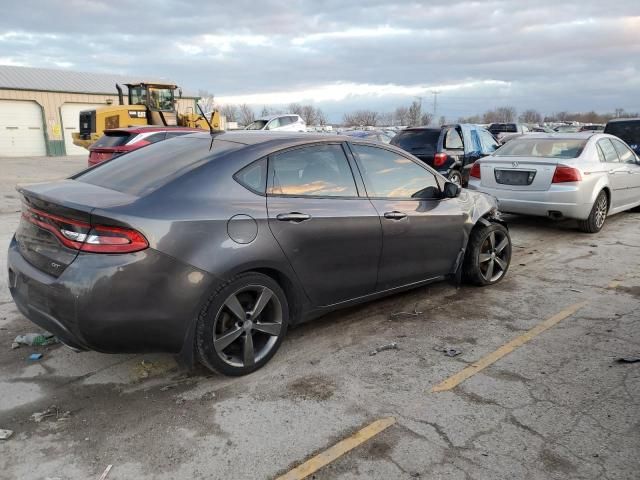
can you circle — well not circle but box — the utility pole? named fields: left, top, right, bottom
left=431, top=91, right=440, bottom=119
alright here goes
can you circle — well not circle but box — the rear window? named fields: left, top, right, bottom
left=604, top=121, right=640, bottom=147
left=495, top=138, right=587, bottom=158
left=390, top=129, right=441, bottom=152
left=91, top=132, right=134, bottom=148
left=75, top=137, right=241, bottom=196
left=245, top=120, right=268, bottom=130
left=489, top=124, right=517, bottom=134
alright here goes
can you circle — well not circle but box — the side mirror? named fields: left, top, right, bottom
left=443, top=181, right=461, bottom=198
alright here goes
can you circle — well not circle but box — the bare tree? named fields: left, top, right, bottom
left=438, top=115, right=446, bottom=126
left=288, top=103, right=304, bottom=116
left=300, top=105, right=318, bottom=125
left=315, top=108, right=327, bottom=126
left=220, top=104, right=238, bottom=123
left=407, top=100, right=423, bottom=127
left=394, top=106, right=410, bottom=126
left=379, top=112, right=393, bottom=126
left=343, top=110, right=380, bottom=127
left=519, top=109, right=542, bottom=124
left=495, top=106, right=517, bottom=123
left=238, top=104, right=255, bottom=126
left=197, top=90, right=216, bottom=114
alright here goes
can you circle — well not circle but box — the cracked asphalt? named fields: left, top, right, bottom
left=0, top=156, right=638, bottom=480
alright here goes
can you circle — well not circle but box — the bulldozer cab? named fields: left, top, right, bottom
left=125, top=83, right=179, bottom=126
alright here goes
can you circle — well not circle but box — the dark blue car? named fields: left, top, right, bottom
left=391, top=124, right=499, bottom=185
left=604, top=118, right=640, bottom=155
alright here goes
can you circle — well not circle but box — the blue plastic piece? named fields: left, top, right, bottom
left=28, top=353, right=43, bottom=361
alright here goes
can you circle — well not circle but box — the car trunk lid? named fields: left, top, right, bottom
left=479, top=156, right=560, bottom=191
left=15, top=180, right=138, bottom=277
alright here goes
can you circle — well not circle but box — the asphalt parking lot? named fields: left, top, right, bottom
left=0, top=156, right=638, bottom=480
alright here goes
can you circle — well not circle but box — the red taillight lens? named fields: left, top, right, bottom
left=433, top=153, right=447, bottom=167
left=22, top=206, right=148, bottom=253
left=552, top=165, right=582, bottom=183
left=469, top=162, right=481, bottom=179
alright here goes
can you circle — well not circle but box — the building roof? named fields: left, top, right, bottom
left=0, top=65, right=197, bottom=97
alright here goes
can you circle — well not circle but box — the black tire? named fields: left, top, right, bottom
left=448, top=170, right=462, bottom=185
left=463, top=222, right=511, bottom=286
left=196, top=272, right=289, bottom=376
left=577, top=190, right=608, bottom=233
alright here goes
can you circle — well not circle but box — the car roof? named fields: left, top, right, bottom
left=606, top=118, right=640, bottom=124
left=398, top=127, right=442, bottom=132
left=183, top=131, right=344, bottom=145
left=503, top=132, right=602, bottom=141
left=105, top=126, right=205, bottom=134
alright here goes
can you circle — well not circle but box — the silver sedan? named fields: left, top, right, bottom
left=467, top=133, right=640, bottom=232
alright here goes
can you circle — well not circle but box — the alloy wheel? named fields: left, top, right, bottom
left=478, top=230, right=510, bottom=282
left=213, top=285, right=283, bottom=368
left=594, top=194, right=607, bottom=229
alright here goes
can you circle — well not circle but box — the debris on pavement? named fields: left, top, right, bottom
left=0, top=429, right=13, bottom=440
left=434, top=346, right=463, bottom=357
left=28, top=353, right=43, bottom=361
left=98, top=464, right=113, bottom=480
left=569, top=288, right=583, bottom=293
left=616, top=357, right=640, bottom=364
left=31, top=405, right=70, bottom=423
left=160, top=383, right=179, bottom=392
left=13, top=332, right=58, bottom=347
left=370, top=342, right=399, bottom=356
left=11, top=342, right=19, bottom=349
left=390, top=304, right=423, bottom=319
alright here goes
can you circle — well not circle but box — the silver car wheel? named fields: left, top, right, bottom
left=213, top=285, right=283, bottom=368
left=594, top=194, right=607, bottom=229
left=478, top=230, right=510, bottom=282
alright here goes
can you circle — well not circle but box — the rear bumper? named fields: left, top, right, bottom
left=466, top=181, right=593, bottom=219
left=7, top=237, right=216, bottom=354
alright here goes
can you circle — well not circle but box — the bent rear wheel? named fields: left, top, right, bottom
left=577, top=191, right=608, bottom=233
left=196, top=273, right=289, bottom=376
left=463, top=223, right=511, bottom=286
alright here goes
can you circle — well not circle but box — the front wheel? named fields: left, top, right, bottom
left=577, top=191, right=608, bottom=233
left=448, top=170, right=462, bottom=185
left=196, top=273, right=289, bottom=376
left=463, top=223, right=511, bottom=286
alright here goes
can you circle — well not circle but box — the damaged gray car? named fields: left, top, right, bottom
left=8, top=132, right=511, bottom=376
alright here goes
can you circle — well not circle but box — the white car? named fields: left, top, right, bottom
left=467, top=133, right=640, bottom=232
left=245, top=114, right=306, bottom=132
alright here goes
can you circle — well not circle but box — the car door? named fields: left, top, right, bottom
left=442, top=127, right=464, bottom=169
left=266, top=142, right=382, bottom=307
left=597, top=138, right=627, bottom=209
left=349, top=143, right=466, bottom=291
left=611, top=138, right=640, bottom=206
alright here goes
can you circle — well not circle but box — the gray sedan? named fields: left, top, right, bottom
left=8, top=132, right=510, bottom=376
left=467, top=133, right=640, bottom=232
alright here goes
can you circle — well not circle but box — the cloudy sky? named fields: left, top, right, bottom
left=1, top=0, right=639, bottom=121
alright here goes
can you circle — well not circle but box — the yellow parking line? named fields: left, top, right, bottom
left=431, top=301, right=588, bottom=393
left=275, top=417, right=396, bottom=480
left=608, top=280, right=620, bottom=289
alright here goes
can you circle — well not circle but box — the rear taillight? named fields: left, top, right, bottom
left=22, top=206, right=148, bottom=253
left=433, top=153, right=447, bottom=167
left=469, top=162, right=481, bottom=179
left=552, top=165, right=582, bottom=183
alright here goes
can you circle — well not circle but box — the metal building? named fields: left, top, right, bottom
left=0, top=65, right=198, bottom=157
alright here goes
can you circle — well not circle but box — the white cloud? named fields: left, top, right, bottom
left=292, top=26, right=412, bottom=45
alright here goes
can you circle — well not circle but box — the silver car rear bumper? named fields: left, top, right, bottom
left=467, top=181, right=593, bottom=220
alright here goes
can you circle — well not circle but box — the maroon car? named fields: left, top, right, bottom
left=88, top=126, right=205, bottom=166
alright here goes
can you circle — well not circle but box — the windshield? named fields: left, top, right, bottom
left=129, top=86, right=147, bottom=106
left=76, top=138, right=241, bottom=196
left=390, top=129, right=441, bottom=152
left=245, top=120, right=268, bottom=130
left=148, top=87, right=174, bottom=111
left=495, top=139, right=587, bottom=158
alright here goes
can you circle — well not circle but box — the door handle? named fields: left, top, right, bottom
left=383, top=211, right=407, bottom=220
left=276, top=212, right=311, bottom=222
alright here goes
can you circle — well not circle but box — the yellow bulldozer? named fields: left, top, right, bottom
left=72, top=82, right=223, bottom=149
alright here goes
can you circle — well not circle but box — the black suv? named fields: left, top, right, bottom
left=604, top=118, right=640, bottom=155
left=390, top=124, right=500, bottom=185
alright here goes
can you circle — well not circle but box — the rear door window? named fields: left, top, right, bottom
left=598, top=139, right=619, bottom=163
left=444, top=128, right=463, bottom=149
left=479, top=129, right=499, bottom=153
left=611, top=138, right=637, bottom=164
left=268, top=144, right=358, bottom=197
left=352, top=144, right=440, bottom=199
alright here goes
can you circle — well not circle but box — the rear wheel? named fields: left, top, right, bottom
left=196, top=273, right=289, bottom=376
left=463, top=223, right=511, bottom=286
left=577, top=191, right=608, bottom=233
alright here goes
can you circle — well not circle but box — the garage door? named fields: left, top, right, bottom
left=0, top=100, right=47, bottom=157
left=61, top=103, right=103, bottom=155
